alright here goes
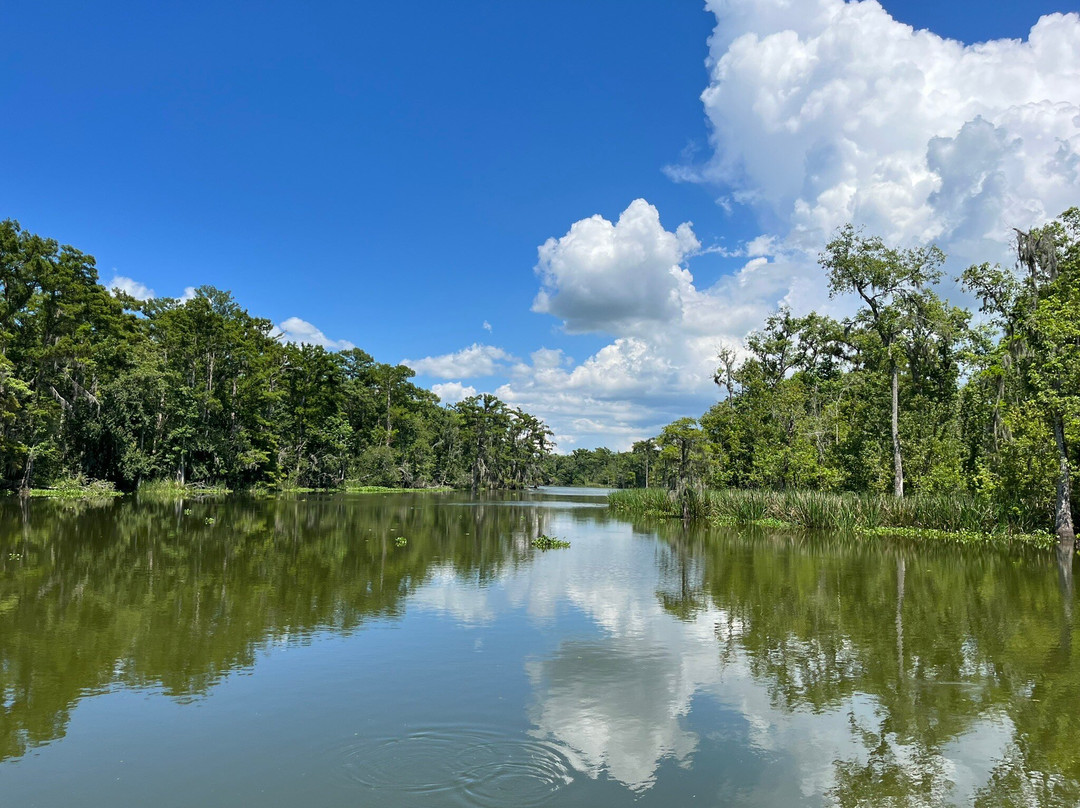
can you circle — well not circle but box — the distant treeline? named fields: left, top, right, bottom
left=557, top=210, right=1080, bottom=541
left=0, top=220, right=552, bottom=492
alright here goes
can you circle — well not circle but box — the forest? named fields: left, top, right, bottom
left=0, top=220, right=552, bottom=493
left=555, top=209, right=1080, bottom=542
left=5, top=210, right=1080, bottom=542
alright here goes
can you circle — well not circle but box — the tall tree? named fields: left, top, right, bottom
left=821, top=226, right=945, bottom=497
left=963, top=208, right=1080, bottom=545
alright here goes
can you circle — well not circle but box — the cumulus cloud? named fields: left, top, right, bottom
left=483, top=320, right=493, bottom=332
left=275, top=316, right=356, bottom=351
left=496, top=200, right=790, bottom=449
left=502, top=4, right=1080, bottom=449
left=686, top=1, right=1079, bottom=260
left=403, top=343, right=516, bottom=378
left=108, top=274, right=156, bottom=300
left=431, top=381, right=478, bottom=405
left=533, top=198, right=701, bottom=334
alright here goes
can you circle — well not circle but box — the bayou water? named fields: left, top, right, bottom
left=1, top=487, right=1077, bottom=806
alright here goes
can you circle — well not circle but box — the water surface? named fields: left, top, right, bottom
left=1, top=488, right=1077, bottom=806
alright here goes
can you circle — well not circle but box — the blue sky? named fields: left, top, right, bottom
left=3, top=1, right=1078, bottom=450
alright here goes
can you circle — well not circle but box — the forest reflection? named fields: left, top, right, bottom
left=650, top=519, right=1080, bottom=806
left=0, top=492, right=574, bottom=762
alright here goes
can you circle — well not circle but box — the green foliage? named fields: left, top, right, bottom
left=454, top=393, right=552, bottom=490
left=610, top=487, right=1048, bottom=545
left=345, top=485, right=451, bottom=494
left=137, top=480, right=232, bottom=500
left=0, top=220, right=553, bottom=494
left=531, top=534, right=570, bottom=549
left=621, top=210, right=1080, bottom=539
left=27, top=475, right=121, bottom=499
left=608, top=487, right=673, bottom=515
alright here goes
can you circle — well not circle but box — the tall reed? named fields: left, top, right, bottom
left=608, top=487, right=1024, bottom=536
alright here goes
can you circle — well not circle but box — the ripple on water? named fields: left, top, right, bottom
left=334, top=726, right=574, bottom=806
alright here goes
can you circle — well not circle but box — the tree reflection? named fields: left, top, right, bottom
left=0, top=493, right=551, bottom=762
left=650, top=521, right=1080, bottom=805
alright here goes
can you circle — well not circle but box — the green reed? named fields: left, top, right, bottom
left=608, top=487, right=1047, bottom=543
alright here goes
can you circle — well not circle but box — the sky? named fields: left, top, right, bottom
left=3, top=0, right=1078, bottom=451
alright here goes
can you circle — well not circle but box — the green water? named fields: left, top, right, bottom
left=0, top=488, right=1077, bottom=807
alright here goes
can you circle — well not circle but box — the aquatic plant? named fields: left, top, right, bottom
left=27, top=476, right=121, bottom=500
left=609, top=487, right=1044, bottom=546
left=531, top=535, right=570, bottom=549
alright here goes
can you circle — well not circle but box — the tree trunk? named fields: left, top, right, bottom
left=1053, top=411, right=1075, bottom=544
left=385, top=383, right=392, bottom=448
left=19, top=446, right=35, bottom=494
left=891, top=363, right=904, bottom=498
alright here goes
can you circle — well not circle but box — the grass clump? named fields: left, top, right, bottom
left=531, top=534, right=571, bottom=549
left=609, top=488, right=674, bottom=516
left=345, top=484, right=452, bottom=494
left=137, top=480, right=231, bottom=500
left=28, top=476, right=121, bottom=500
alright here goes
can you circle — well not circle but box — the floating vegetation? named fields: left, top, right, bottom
left=855, top=526, right=1056, bottom=550
left=394, top=536, right=408, bottom=546
left=204, top=517, right=216, bottom=525
left=531, top=535, right=570, bottom=549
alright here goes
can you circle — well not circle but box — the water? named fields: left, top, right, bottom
left=1, top=487, right=1077, bottom=807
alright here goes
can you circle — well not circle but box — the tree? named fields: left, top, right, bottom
left=963, top=208, right=1080, bottom=545
left=632, top=438, right=658, bottom=488
left=821, top=226, right=945, bottom=497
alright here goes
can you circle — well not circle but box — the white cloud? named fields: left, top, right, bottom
left=275, top=316, right=356, bottom=351
left=495, top=199, right=788, bottom=449
left=431, top=381, right=477, bottom=405
left=533, top=198, right=701, bottom=335
left=502, top=4, right=1080, bottom=449
left=105, top=274, right=206, bottom=305
left=482, top=320, right=493, bottom=332
left=403, top=343, right=516, bottom=378
left=108, top=274, right=155, bottom=300
left=688, top=1, right=1079, bottom=261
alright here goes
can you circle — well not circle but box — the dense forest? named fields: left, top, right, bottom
left=6, top=211, right=1080, bottom=540
left=0, top=220, right=552, bottom=493
left=554, top=209, right=1080, bottom=542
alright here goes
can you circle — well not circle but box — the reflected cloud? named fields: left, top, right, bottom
left=526, top=641, right=698, bottom=791
left=416, top=514, right=1032, bottom=801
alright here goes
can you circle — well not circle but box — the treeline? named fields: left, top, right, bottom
left=581, top=210, right=1080, bottom=541
left=545, top=447, right=646, bottom=489
left=0, top=220, right=552, bottom=492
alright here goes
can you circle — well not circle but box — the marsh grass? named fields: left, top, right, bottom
left=28, top=476, right=121, bottom=500
left=608, top=488, right=1050, bottom=545
left=137, top=480, right=231, bottom=500
left=345, top=485, right=452, bottom=494
left=608, top=488, right=674, bottom=516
